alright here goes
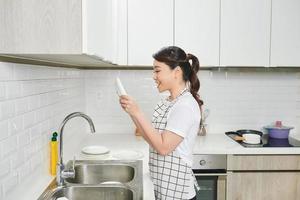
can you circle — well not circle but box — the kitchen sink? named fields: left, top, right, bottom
left=38, top=160, right=143, bottom=200
left=39, top=183, right=134, bottom=200
left=65, top=161, right=135, bottom=184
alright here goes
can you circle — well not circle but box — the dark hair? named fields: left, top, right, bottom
left=152, top=46, right=203, bottom=108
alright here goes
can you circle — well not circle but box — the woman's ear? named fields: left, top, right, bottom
left=174, top=66, right=183, bottom=79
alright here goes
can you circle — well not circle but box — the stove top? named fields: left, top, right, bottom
left=225, top=132, right=300, bottom=148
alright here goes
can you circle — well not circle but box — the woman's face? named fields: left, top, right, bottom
left=152, top=60, right=176, bottom=93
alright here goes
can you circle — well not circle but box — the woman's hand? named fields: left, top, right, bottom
left=119, top=95, right=140, bottom=116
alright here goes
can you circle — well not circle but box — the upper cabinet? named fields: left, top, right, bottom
left=0, top=0, right=82, bottom=54
left=1, top=0, right=299, bottom=68
left=174, top=0, right=220, bottom=67
left=127, top=0, right=173, bottom=66
left=0, top=0, right=127, bottom=67
left=220, top=0, right=271, bottom=67
left=270, top=0, right=300, bottom=67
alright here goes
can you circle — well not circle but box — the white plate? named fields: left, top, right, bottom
left=81, top=145, right=110, bottom=155
left=112, top=150, right=144, bottom=160
left=81, top=153, right=110, bottom=160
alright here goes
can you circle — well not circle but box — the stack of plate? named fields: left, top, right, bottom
left=112, top=150, right=143, bottom=160
left=81, top=145, right=110, bottom=160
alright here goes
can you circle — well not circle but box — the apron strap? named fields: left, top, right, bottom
left=191, top=169, right=200, bottom=191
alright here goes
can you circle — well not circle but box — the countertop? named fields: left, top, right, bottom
left=7, top=133, right=300, bottom=200
left=193, top=133, right=300, bottom=154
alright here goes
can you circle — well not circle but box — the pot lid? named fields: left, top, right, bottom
left=264, top=121, right=293, bottom=130
left=264, top=125, right=294, bottom=130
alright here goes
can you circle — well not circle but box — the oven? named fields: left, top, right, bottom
left=192, top=154, right=227, bottom=200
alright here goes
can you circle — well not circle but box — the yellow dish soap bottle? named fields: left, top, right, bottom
left=50, top=132, right=58, bottom=176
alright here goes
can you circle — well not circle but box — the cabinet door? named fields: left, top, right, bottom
left=270, top=0, right=300, bottom=67
left=0, top=0, right=82, bottom=54
left=83, top=0, right=127, bottom=65
left=220, top=0, right=271, bottom=67
left=112, top=0, right=127, bottom=65
left=227, top=155, right=300, bottom=171
left=84, top=0, right=114, bottom=62
left=174, top=0, right=220, bottom=67
left=128, top=0, right=173, bottom=66
left=227, top=172, right=300, bottom=200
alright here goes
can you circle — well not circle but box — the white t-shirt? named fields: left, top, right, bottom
left=164, top=92, right=201, bottom=199
left=165, top=91, right=201, bottom=166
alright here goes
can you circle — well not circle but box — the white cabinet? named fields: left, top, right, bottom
left=270, top=0, right=300, bottom=67
left=0, top=0, right=127, bottom=66
left=174, top=0, right=220, bottom=67
left=1, top=0, right=299, bottom=68
left=220, top=0, right=271, bottom=67
left=0, top=0, right=81, bottom=54
left=127, top=0, right=173, bottom=66
left=84, top=0, right=113, bottom=63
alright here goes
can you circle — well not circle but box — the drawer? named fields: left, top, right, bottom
left=227, top=155, right=300, bottom=171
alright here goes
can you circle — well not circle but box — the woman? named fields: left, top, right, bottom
left=119, top=46, right=202, bottom=200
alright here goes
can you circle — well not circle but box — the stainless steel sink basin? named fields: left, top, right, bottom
left=65, top=161, right=135, bottom=184
left=41, top=184, right=134, bottom=200
left=38, top=160, right=143, bottom=200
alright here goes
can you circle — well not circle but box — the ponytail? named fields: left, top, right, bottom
left=186, top=54, right=203, bottom=109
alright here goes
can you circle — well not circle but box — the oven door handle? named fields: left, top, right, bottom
left=193, top=173, right=227, bottom=176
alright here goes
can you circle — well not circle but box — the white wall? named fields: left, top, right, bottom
left=85, top=70, right=162, bottom=134
left=85, top=70, right=300, bottom=135
left=0, top=62, right=85, bottom=199
left=1, top=65, right=300, bottom=199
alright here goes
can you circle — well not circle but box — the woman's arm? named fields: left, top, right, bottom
left=132, top=111, right=183, bottom=155
left=129, top=115, right=152, bottom=145
left=119, top=95, right=183, bottom=155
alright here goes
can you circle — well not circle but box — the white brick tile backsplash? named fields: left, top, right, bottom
left=0, top=62, right=84, bottom=199
left=0, top=159, right=10, bottom=178
left=17, top=161, right=31, bottom=183
left=0, top=120, right=9, bottom=141
left=1, top=136, right=17, bottom=157
left=23, top=111, right=36, bottom=129
left=0, top=62, right=13, bottom=80
left=33, top=137, right=44, bottom=152
left=30, top=124, right=41, bottom=142
left=13, top=65, right=31, bottom=80
left=15, top=97, right=29, bottom=115
left=23, top=144, right=36, bottom=160
left=8, top=116, right=23, bottom=136
left=35, top=107, right=49, bottom=123
left=0, top=101, right=15, bottom=121
left=0, top=82, right=5, bottom=100
left=40, top=93, right=49, bottom=107
left=17, top=130, right=30, bottom=148
left=28, top=95, right=41, bottom=111
left=40, top=120, right=50, bottom=134
left=2, top=172, right=18, bottom=196
left=10, top=150, right=25, bottom=170
left=2, top=62, right=300, bottom=199
left=0, top=143, right=2, bottom=159
left=30, top=151, right=43, bottom=170
left=85, top=70, right=300, bottom=134
left=5, top=81, right=22, bottom=99
left=22, top=81, right=37, bottom=96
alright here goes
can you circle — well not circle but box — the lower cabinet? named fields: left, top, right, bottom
left=227, top=172, right=300, bottom=200
left=226, top=155, right=300, bottom=200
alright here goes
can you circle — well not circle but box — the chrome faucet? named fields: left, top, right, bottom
left=56, top=112, right=96, bottom=186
